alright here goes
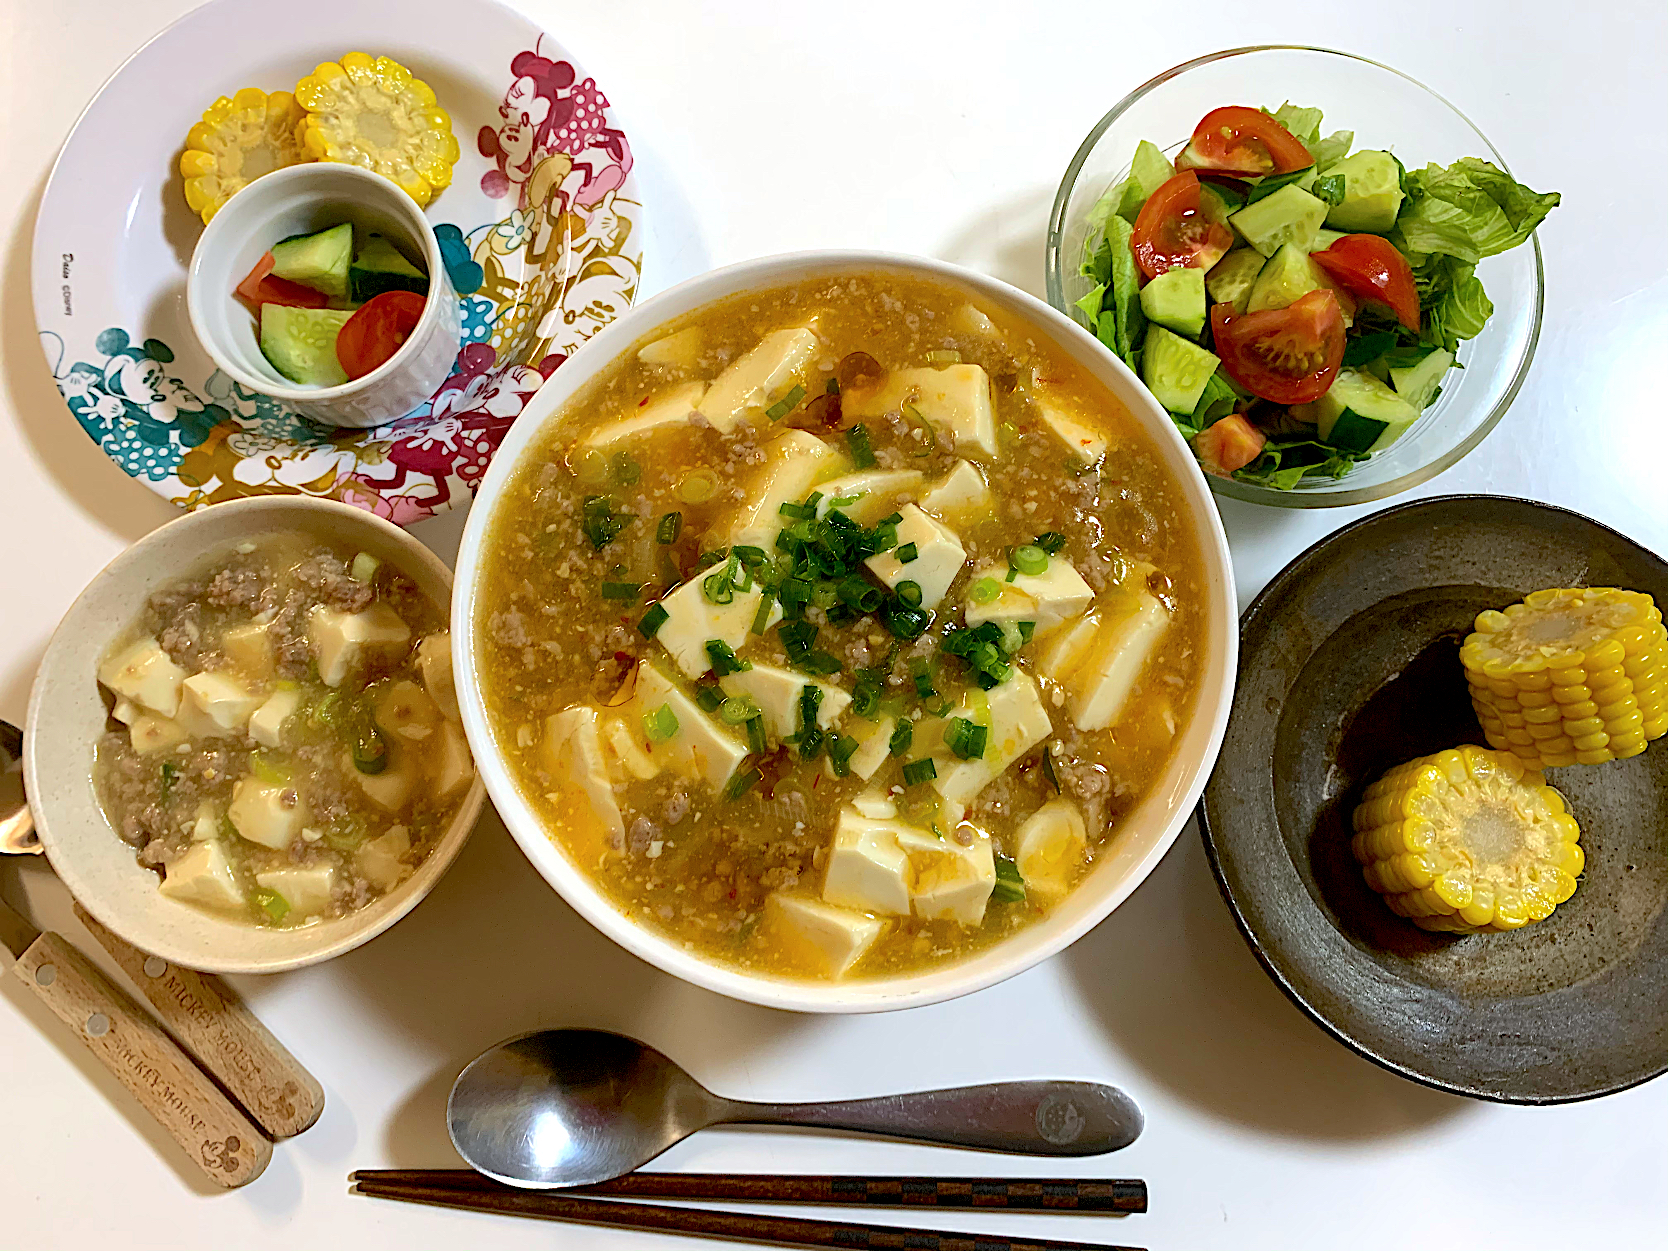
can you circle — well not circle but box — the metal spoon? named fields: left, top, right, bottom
left=448, top=1028, right=1143, bottom=1188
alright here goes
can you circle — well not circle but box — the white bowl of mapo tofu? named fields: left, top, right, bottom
left=27, top=496, right=484, bottom=974
left=456, top=252, right=1236, bottom=1011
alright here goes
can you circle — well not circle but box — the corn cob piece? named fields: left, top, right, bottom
left=179, top=88, right=312, bottom=224
left=1461, top=587, right=1667, bottom=768
left=294, top=54, right=459, bottom=208
left=1352, top=745, right=1583, bottom=934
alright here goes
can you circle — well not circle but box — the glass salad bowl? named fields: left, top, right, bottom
left=1045, top=46, right=1545, bottom=509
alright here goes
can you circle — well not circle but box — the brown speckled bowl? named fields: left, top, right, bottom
left=1200, top=495, right=1668, bottom=1103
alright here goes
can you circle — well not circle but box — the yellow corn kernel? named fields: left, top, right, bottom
left=1351, top=745, right=1583, bottom=935
left=294, top=53, right=460, bottom=208
left=1460, top=587, right=1668, bottom=767
left=178, top=88, right=312, bottom=224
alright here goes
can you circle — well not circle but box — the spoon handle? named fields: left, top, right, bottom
left=725, top=1081, right=1141, bottom=1156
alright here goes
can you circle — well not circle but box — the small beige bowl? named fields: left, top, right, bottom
left=25, top=497, right=484, bottom=974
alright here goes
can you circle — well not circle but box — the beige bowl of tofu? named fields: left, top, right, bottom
left=26, top=496, right=484, bottom=974
left=455, top=251, right=1237, bottom=1012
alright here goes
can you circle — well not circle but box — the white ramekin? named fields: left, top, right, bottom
left=453, top=251, right=1239, bottom=1014
left=26, top=496, right=485, bottom=974
left=185, top=163, right=459, bottom=429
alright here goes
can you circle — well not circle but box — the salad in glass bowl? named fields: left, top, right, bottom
left=1049, top=49, right=1560, bottom=505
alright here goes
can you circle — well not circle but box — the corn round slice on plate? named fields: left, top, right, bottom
left=1200, top=495, right=1668, bottom=1104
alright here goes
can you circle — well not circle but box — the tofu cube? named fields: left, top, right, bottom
left=255, top=864, right=337, bottom=919
left=416, top=631, right=460, bottom=720
left=228, top=776, right=306, bottom=850
left=581, top=380, right=709, bottom=449
left=964, top=558, right=1094, bottom=637
left=356, top=824, right=413, bottom=893
left=1035, top=397, right=1110, bottom=467
left=129, top=715, right=188, bottom=756
left=1036, top=610, right=1102, bottom=683
left=1066, top=590, right=1171, bottom=732
left=920, top=460, right=992, bottom=525
left=843, top=716, right=896, bottom=782
left=864, top=505, right=966, bottom=609
left=308, top=602, right=411, bottom=688
left=98, top=636, right=187, bottom=718
left=601, top=715, right=661, bottom=781
left=637, top=326, right=703, bottom=369
left=764, top=892, right=887, bottom=978
left=850, top=789, right=898, bottom=819
left=895, top=826, right=996, bottom=925
left=931, top=671, right=1053, bottom=805
left=706, top=429, right=839, bottom=553
left=698, top=325, right=821, bottom=431
left=373, top=678, right=443, bottom=743
left=189, top=803, right=221, bottom=843
left=720, top=662, right=849, bottom=744
left=1016, top=798, right=1089, bottom=901
left=630, top=664, right=749, bottom=793
left=843, top=365, right=998, bottom=458
left=822, top=811, right=914, bottom=916
left=430, top=720, right=475, bottom=798
left=543, top=706, right=626, bottom=846
left=350, top=742, right=419, bottom=813
left=248, top=688, right=301, bottom=749
left=222, top=618, right=275, bottom=678
left=158, top=841, right=246, bottom=912
left=110, top=698, right=142, bottom=726
left=174, top=672, right=263, bottom=739
left=815, top=468, right=925, bottom=526
left=652, top=573, right=781, bottom=680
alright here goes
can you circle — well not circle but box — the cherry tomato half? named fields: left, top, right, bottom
left=1193, top=413, right=1266, bottom=477
left=336, top=291, right=427, bottom=380
left=1181, top=106, right=1313, bottom=177
left=1311, top=234, right=1421, bottom=332
left=234, top=251, right=329, bottom=313
left=1211, top=290, right=1346, bottom=405
left=1131, top=172, right=1236, bottom=281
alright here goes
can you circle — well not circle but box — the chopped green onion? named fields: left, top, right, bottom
left=778, top=500, right=816, bottom=520
left=797, top=650, right=843, bottom=676
left=643, top=703, right=679, bottom=742
left=638, top=603, right=669, bottom=638
left=902, top=757, right=937, bottom=786
left=837, top=576, right=882, bottom=613
left=745, top=715, right=767, bottom=755
left=351, top=721, right=389, bottom=775
left=250, top=752, right=290, bottom=785
left=970, top=577, right=1001, bottom=604
left=656, top=511, right=683, bottom=544
left=694, top=681, right=724, bottom=713
left=350, top=551, right=381, bottom=583
left=1011, top=545, right=1049, bottom=576
left=901, top=403, right=937, bottom=454
left=797, top=726, right=825, bottom=760
left=778, top=577, right=812, bottom=604
left=895, top=542, right=919, bottom=564
left=254, top=887, right=291, bottom=923
left=780, top=619, right=818, bottom=653
left=911, top=661, right=937, bottom=700
left=878, top=511, right=903, bottom=526
left=750, top=591, right=776, bottom=635
left=1034, top=531, right=1067, bottom=555
left=827, top=733, right=859, bottom=777
left=703, top=555, right=740, bottom=605
left=889, top=719, right=914, bottom=757
left=612, top=451, right=642, bottom=485
left=993, top=854, right=1026, bottom=903
left=880, top=600, right=931, bottom=640
left=850, top=677, right=881, bottom=718
left=1005, top=564, right=1019, bottom=583
left=1018, top=621, right=1036, bottom=643
left=896, top=580, right=923, bottom=608
left=828, top=491, right=864, bottom=508
left=581, top=495, right=627, bottom=550
left=826, top=377, right=841, bottom=394
left=765, top=384, right=807, bottom=421
left=808, top=581, right=836, bottom=609
left=945, top=717, right=988, bottom=760
left=158, top=760, right=179, bottom=803
left=719, top=696, right=761, bottom=726
left=677, top=471, right=716, bottom=503
left=845, top=423, right=876, bottom=469
left=1041, top=743, right=1062, bottom=794
left=600, top=580, right=640, bottom=601
left=998, top=621, right=1026, bottom=656
left=733, top=545, right=769, bottom=567
left=723, top=768, right=762, bottom=801
left=925, top=349, right=962, bottom=364
left=705, top=640, right=750, bottom=676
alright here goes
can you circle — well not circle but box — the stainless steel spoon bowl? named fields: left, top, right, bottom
left=448, top=1028, right=1143, bottom=1188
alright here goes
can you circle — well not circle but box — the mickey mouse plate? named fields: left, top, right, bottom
left=31, top=0, right=644, bottom=524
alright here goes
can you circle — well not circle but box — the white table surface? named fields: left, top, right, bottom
left=4, top=1, right=1666, bottom=1246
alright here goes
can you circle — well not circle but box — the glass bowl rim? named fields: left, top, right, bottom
left=1043, top=44, right=1545, bottom=509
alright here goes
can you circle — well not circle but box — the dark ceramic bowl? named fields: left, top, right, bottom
left=1200, top=495, right=1668, bottom=1103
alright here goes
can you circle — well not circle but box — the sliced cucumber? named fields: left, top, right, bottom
left=1245, top=243, right=1355, bottom=325
left=1391, top=349, right=1454, bottom=411
left=1323, top=151, right=1404, bottom=234
left=1206, top=249, right=1265, bottom=314
left=1138, top=267, right=1206, bottom=339
left=1230, top=184, right=1329, bottom=257
left=1141, top=326, right=1220, bottom=415
left=1309, top=228, right=1347, bottom=253
left=260, top=305, right=354, bottom=387
left=1300, top=368, right=1420, bottom=453
left=350, top=234, right=428, bottom=302
left=1130, top=140, right=1175, bottom=202
left=270, top=223, right=353, bottom=300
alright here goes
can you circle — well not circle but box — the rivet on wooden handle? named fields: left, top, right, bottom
left=12, top=932, right=270, bottom=1188
left=75, top=905, right=325, bottom=1139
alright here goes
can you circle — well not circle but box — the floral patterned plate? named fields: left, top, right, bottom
left=31, top=0, right=643, bottom=525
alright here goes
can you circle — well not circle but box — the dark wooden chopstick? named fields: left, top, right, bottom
left=350, top=1177, right=1146, bottom=1250
left=351, top=1169, right=1146, bottom=1212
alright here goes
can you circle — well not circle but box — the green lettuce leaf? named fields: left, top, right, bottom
left=1408, top=253, right=1495, bottom=352
left=1232, top=435, right=1367, bottom=490
left=1311, top=130, right=1353, bottom=170
left=1080, top=236, right=1112, bottom=287
left=1102, top=214, right=1146, bottom=369
left=1396, top=158, right=1560, bottom=264
left=1074, top=281, right=1107, bottom=329
left=1191, top=370, right=1239, bottom=427
left=1268, top=103, right=1323, bottom=149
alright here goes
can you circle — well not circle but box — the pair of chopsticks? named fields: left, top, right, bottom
left=350, top=1170, right=1147, bottom=1250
